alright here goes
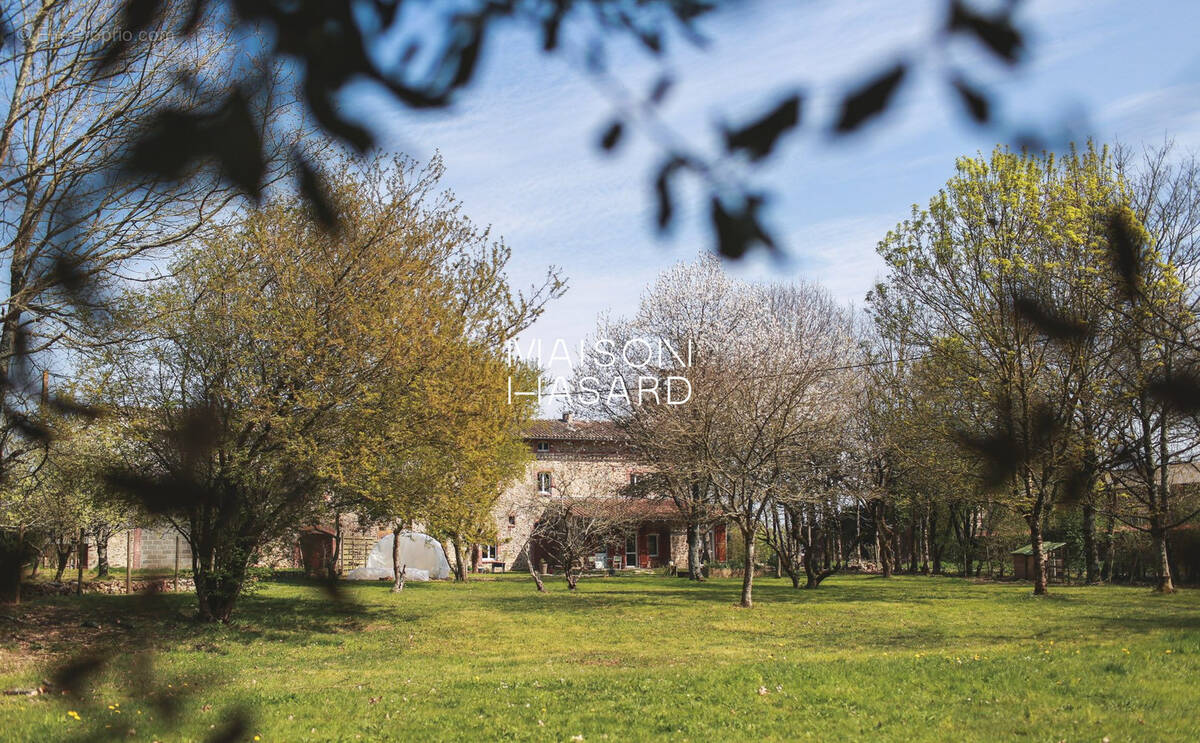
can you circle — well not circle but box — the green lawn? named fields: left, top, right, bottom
left=2, top=574, right=1198, bottom=741
left=23, top=566, right=192, bottom=584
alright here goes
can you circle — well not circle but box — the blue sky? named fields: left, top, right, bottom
left=352, top=0, right=1200, bottom=385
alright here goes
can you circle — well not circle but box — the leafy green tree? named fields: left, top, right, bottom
left=0, top=412, right=131, bottom=593
left=347, top=351, right=543, bottom=590
left=424, top=358, right=540, bottom=582
left=872, top=144, right=1132, bottom=595
left=102, top=154, right=560, bottom=620
left=1100, top=145, right=1200, bottom=592
left=43, top=417, right=131, bottom=580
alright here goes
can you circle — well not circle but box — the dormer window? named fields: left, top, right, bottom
left=537, top=471, right=552, bottom=493
left=630, top=473, right=641, bottom=485
left=536, top=441, right=550, bottom=453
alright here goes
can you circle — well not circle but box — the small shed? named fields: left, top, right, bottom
left=1011, top=541, right=1067, bottom=582
left=297, top=526, right=337, bottom=577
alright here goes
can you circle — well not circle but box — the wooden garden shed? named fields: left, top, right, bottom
left=1010, top=541, right=1067, bottom=582
left=297, top=526, right=337, bottom=577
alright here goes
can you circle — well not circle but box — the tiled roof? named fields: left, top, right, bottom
left=1010, top=542, right=1066, bottom=556
left=302, top=525, right=338, bottom=536
left=523, top=418, right=623, bottom=441
left=561, top=497, right=686, bottom=521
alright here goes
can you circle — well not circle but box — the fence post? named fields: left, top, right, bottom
left=125, top=528, right=132, bottom=595
left=76, top=528, right=85, bottom=595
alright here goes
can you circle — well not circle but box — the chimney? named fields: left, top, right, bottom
left=561, top=411, right=574, bottom=424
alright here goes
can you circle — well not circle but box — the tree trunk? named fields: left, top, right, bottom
left=876, top=501, right=893, bottom=578
left=873, top=527, right=881, bottom=570
left=53, top=539, right=73, bottom=583
left=854, top=501, right=863, bottom=564
left=195, top=575, right=244, bottom=622
left=391, top=526, right=405, bottom=592
left=908, top=517, right=918, bottom=573
left=452, top=537, right=467, bottom=582
left=76, top=529, right=85, bottom=595
left=1152, top=388, right=1176, bottom=593
left=1029, top=508, right=1048, bottom=596
left=686, top=522, right=704, bottom=581
left=1082, top=498, right=1100, bottom=584
left=1102, top=492, right=1117, bottom=582
left=565, top=567, right=578, bottom=590
left=740, top=529, right=755, bottom=608
left=194, top=555, right=251, bottom=623
left=325, top=512, right=342, bottom=581
left=920, top=512, right=930, bottom=575
left=953, top=506, right=974, bottom=579
left=94, top=529, right=110, bottom=578
left=823, top=525, right=833, bottom=572
left=835, top=515, right=844, bottom=567
left=802, top=542, right=834, bottom=589
left=524, top=542, right=545, bottom=592
left=1151, top=523, right=1175, bottom=593
left=892, top=526, right=902, bottom=575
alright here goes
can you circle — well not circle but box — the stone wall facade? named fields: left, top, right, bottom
left=481, top=416, right=728, bottom=573
left=490, top=445, right=640, bottom=570
left=86, top=525, right=191, bottom=571
left=288, top=415, right=725, bottom=576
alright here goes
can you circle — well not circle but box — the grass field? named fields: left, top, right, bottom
left=2, top=573, right=1199, bottom=741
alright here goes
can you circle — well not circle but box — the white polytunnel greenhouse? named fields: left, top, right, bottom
left=345, top=531, right=452, bottom=581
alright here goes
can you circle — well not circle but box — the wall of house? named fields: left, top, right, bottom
left=669, top=529, right=687, bottom=568
left=85, top=525, right=191, bottom=571
left=634, top=524, right=672, bottom=569
left=490, top=438, right=641, bottom=570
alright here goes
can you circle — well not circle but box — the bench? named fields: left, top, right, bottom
left=489, top=562, right=506, bottom=573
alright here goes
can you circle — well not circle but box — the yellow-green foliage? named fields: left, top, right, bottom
left=871, top=143, right=1161, bottom=513
left=94, top=153, right=560, bottom=617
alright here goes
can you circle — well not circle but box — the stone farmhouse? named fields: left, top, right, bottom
left=481, top=412, right=727, bottom=573
left=65, top=413, right=727, bottom=579
left=297, top=412, right=728, bottom=576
